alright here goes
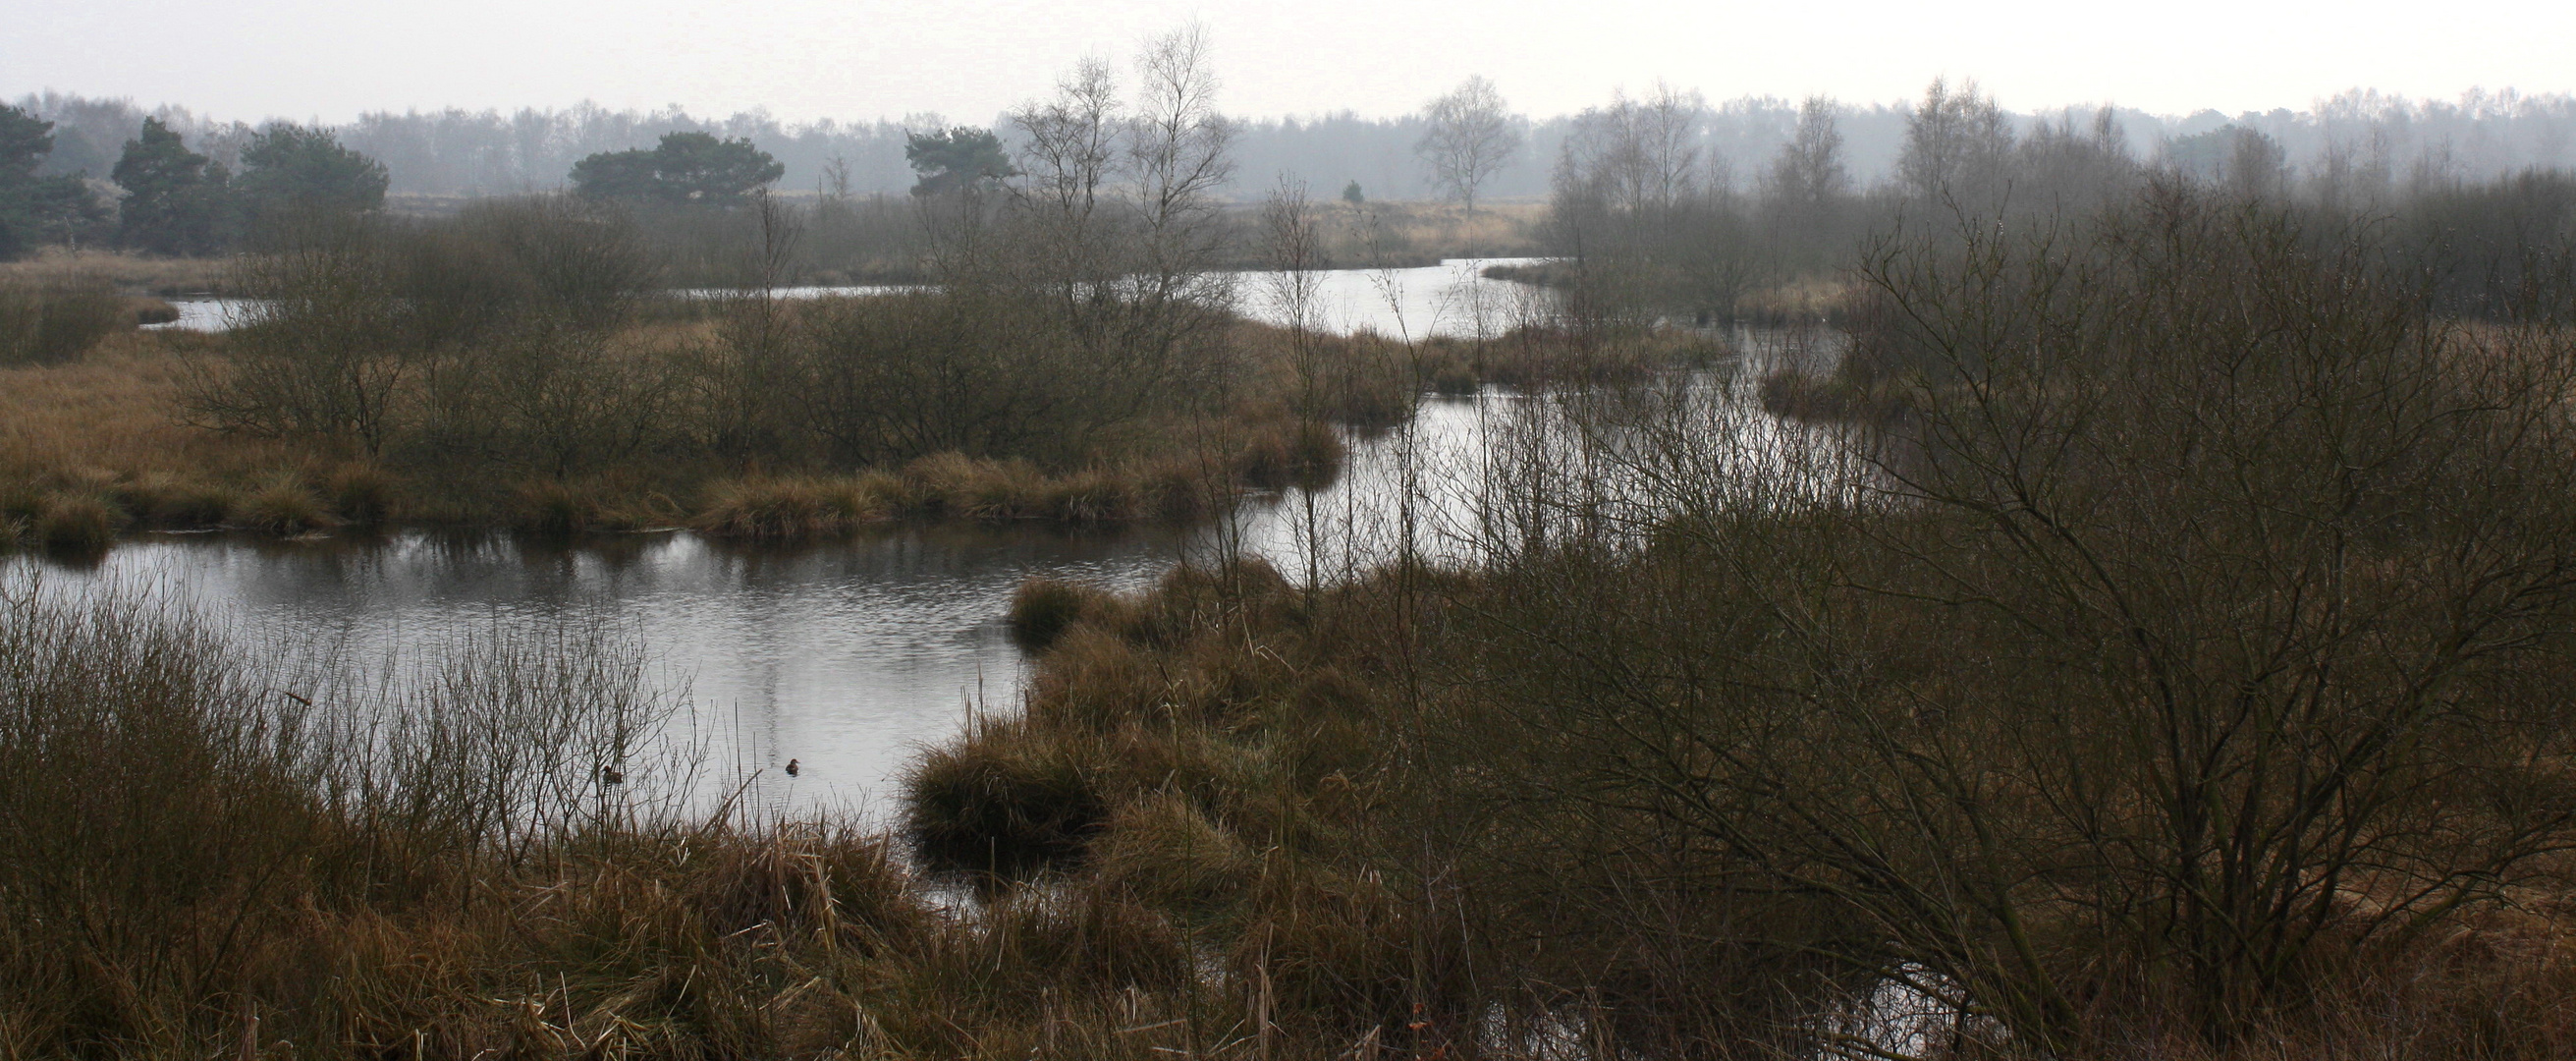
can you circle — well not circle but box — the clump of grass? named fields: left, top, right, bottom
left=1007, top=577, right=1121, bottom=652
left=686, top=456, right=1248, bottom=541
left=904, top=716, right=1110, bottom=877
left=229, top=477, right=338, bottom=535
left=0, top=273, right=130, bottom=366
left=116, top=472, right=239, bottom=530
left=944, top=457, right=1054, bottom=522
left=900, top=453, right=1030, bottom=522
left=691, top=475, right=888, bottom=538
left=1040, top=467, right=1136, bottom=524
left=1025, top=624, right=1168, bottom=730
left=505, top=477, right=662, bottom=535
left=1091, top=791, right=1254, bottom=909
left=33, top=492, right=123, bottom=552
left=323, top=462, right=401, bottom=526
left=1137, top=458, right=1218, bottom=523
left=975, top=881, right=1194, bottom=992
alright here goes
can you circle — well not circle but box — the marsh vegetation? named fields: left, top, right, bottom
left=10, top=42, right=2576, bottom=1061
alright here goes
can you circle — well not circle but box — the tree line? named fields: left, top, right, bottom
left=18, top=85, right=2575, bottom=207
left=0, top=106, right=389, bottom=257
left=1531, top=77, right=2576, bottom=332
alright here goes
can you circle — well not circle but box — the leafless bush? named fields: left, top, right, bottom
left=1435, top=179, right=2576, bottom=1054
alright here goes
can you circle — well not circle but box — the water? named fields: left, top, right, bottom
left=12, top=525, right=1185, bottom=819
left=142, top=299, right=248, bottom=332
left=66, top=269, right=1840, bottom=817
left=144, top=257, right=1554, bottom=342
left=2, top=396, right=1531, bottom=818
left=1233, top=256, right=1552, bottom=339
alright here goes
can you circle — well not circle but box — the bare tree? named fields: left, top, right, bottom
left=1261, top=176, right=1331, bottom=592
left=1012, top=56, right=1123, bottom=299
left=1124, top=24, right=1237, bottom=326
left=1764, top=94, right=1849, bottom=207
left=1416, top=76, right=1521, bottom=212
left=1562, top=82, right=1706, bottom=214
left=2224, top=127, right=2289, bottom=198
left=839, top=24, right=1241, bottom=465
left=1897, top=77, right=2013, bottom=204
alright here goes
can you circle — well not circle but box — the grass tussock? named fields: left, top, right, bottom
left=228, top=477, right=338, bottom=535
left=504, top=477, right=674, bottom=536
left=0, top=270, right=130, bottom=366
left=904, top=715, right=1112, bottom=878
left=1006, top=577, right=1124, bottom=652
left=30, top=492, right=123, bottom=553
left=689, top=475, right=892, bottom=538
left=116, top=472, right=240, bottom=529
left=687, top=427, right=1325, bottom=542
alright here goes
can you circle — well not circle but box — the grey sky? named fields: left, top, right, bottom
left=12, top=0, right=2573, bottom=124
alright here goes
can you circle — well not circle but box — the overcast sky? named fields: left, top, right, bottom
left=12, top=0, right=2574, bottom=125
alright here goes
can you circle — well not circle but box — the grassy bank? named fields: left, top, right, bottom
left=0, top=307, right=1720, bottom=554
left=1230, top=199, right=1546, bottom=269
left=0, top=323, right=1342, bottom=550
left=0, top=586, right=1270, bottom=1059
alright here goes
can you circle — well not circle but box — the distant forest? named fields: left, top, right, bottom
left=17, top=87, right=2576, bottom=203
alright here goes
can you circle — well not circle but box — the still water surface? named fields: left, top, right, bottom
left=66, top=263, right=1862, bottom=816
left=7, top=396, right=1520, bottom=815
left=150, top=257, right=1551, bottom=341
left=71, top=261, right=1568, bottom=814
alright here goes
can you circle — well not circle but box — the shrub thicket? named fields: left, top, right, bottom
left=898, top=182, right=2576, bottom=1059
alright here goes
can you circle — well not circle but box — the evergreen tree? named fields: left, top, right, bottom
left=571, top=133, right=783, bottom=205
left=0, top=105, right=104, bottom=257
left=902, top=127, right=1014, bottom=196
left=112, top=118, right=228, bottom=254
left=235, top=124, right=388, bottom=214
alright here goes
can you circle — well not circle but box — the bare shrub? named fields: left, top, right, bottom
left=1440, top=180, right=2576, bottom=1053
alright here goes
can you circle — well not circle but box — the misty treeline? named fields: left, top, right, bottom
left=1541, top=79, right=2576, bottom=330
left=18, top=84, right=2576, bottom=204
left=1, top=104, right=389, bottom=260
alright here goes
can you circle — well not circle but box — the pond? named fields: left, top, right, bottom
left=7, top=386, right=1569, bottom=818
left=62, top=264, right=1840, bottom=818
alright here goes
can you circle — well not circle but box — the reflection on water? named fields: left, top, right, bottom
left=142, top=299, right=250, bottom=332
left=5, top=417, right=1487, bottom=816
left=143, top=258, right=1556, bottom=342
left=28, top=315, right=1857, bottom=815
left=1235, top=257, right=1553, bottom=339
left=8, top=526, right=1187, bottom=820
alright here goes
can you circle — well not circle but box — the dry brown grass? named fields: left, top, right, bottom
left=0, top=247, right=232, bottom=295
left=0, top=330, right=301, bottom=487
left=1303, top=199, right=1547, bottom=265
